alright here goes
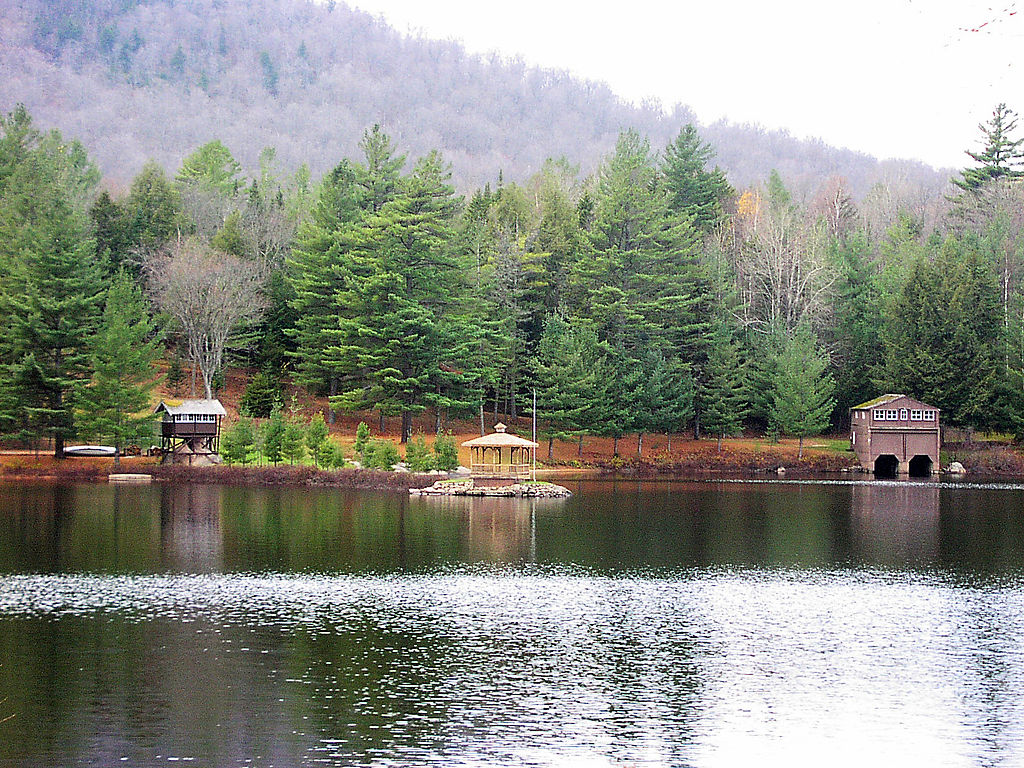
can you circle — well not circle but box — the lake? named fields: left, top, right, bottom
left=2, top=478, right=1024, bottom=767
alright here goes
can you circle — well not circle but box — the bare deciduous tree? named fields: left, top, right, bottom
left=146, top=238, right=267, bottom=399
left=735, top=188, right=837, bottom=333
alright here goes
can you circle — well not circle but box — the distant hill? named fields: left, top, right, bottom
left=0, top=0, right=947, bottom=196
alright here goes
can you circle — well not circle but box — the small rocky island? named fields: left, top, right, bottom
left=410, top=423, right=572, bottom=498
left=411, top=478, right=572, bottom=498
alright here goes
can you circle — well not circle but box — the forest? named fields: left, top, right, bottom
left=2, top=99, right=1024, bottom=461
left=0, top=0, right=946, bottom=199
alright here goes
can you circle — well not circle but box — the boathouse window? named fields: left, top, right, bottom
left=923, top=410, right=936, bottom=421
left=900, top=409, right=908, bottom=420
left=873, top=409, right=884, bottom=420
left=887, top=409, right=898, bottom=420
left=911, top=410, right=922, bottom=421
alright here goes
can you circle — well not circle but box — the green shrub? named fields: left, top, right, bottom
left=433, top=431, right=459, bottom=472
left=354, top=421, right=370, bottom=456
left=405, top=434, right=434, bottom=472
left=305, top=412, right=329, bottom=467
left=364, top=438, right=399, bottom=471
left=324, top=439, right=348, bottom=469
left=221, top=418, right=256, bottom=465
left=261, top=409, right=285, bottom=465
left=282, top=416, right=307, bottom=465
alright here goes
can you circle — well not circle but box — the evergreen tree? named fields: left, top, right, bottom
left=286, top=159, right=363, bottom=403
left=533, top=313, right=605, bottom=459
left=647, top=355, right=695, bottom=453
left=0, top=110, right=106, bottom=456
left=77, top=273, right=164, bottom=465
left=89, top=191, right=129, bottom=273
left=281, top=415, right=306, bottom=465
left=239, top=368, right=282, bottom=418
left=176, top=140, right=242, bottom=197
left=221, top=418, right=256, bottom=465
left=954, top=103, right=1024, bottom=192
left=356, top=124, right=404, bottom=213
left=598, top=344, right=644, bottom=457
left=825, top=233, right=884, bottom=425
left=354, top=421, right=370, bottom=457
left=405, top=433, right=434, bottom=471
left=771, top=327, right=835, bottom=458
left=661, top=124, right=733, bottom=234
left=123, top=160, right=183, bottom=257
left=701, top=325, right=748, bottom=451
left=261, top=408, right=285, bottom=464
left=577, top=130, right=710, bottom=376
left=432, top=431, right=459, bottom=472
left=305, top=412, right=329, bottom=467
left=879, top=237, right=1002, bottom=427
left=326, top=149, right=470, bottom=442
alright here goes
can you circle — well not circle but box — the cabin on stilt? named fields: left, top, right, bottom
left=155, top=399, right=227, bottom=463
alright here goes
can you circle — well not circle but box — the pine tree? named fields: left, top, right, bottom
left=356, top=124, right=404, bottom=213
left=954, top=103, right=1024, bottom=192
left=879, top=238, right=1002, bottom=427
left=261, top=409, right=285, bottom=465
left=90, top=191, right=129, bottom=272
left=123, top=161, right=183, bottom=256
left=305, top=412, right=329, bottom=467
left=405, top=433, right=434, bottom=471
left=701, top=325, right=748, bottom=452
left=578, top=130, right=710, bottom=372
left=176, top=140, right=242, bottom=197
left=239, top=369, right=282, bottom=418
left=326, top=149, right=469, bottom=442
left=77, top=273, right=164, bottom=465
left=0, top=111, right=106, bottom=456
left=661, top=124, right=733, bottom=234
left=533, top=313, right=605, bottom=459
left=354, top=421, right=370, bottom=457
left=646, top=355, right=694, bottom=453
left=221, top=418, right=256, bottom=465
left=771, top=327, right=835, bottom=458
left=598, top=344, right=644, bottom=457
left=286, top=159, right=362, bottom=402
left=432, top=431, right=459, bottom=472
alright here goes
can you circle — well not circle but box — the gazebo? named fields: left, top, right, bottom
left=461, top=422, right=538, bottom=482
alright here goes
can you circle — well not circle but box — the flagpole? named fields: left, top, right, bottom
left=532, top=388, right=537, bottom=481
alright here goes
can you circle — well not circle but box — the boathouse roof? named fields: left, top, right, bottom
left=850, top=394, right=940, bottom=412
left=461, top=422, right=538, bottom=448
left=154, top=399, right=227, bottom=417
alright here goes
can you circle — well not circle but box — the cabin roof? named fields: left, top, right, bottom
left=850, top=394, right=940, bottom=412
left=154, top=399, right=227, bottom=417
left=461, top=422, right=539, bottom=448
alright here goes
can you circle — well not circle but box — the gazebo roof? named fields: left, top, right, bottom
left=155, top=399, right=227, bottom=417
left=461, top=422, right=538, bottom=448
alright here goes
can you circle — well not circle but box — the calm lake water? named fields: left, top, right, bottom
left=2, top=478, right=1024, bottom=767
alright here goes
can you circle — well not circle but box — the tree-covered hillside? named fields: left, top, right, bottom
left=0, top=0, right=944, bottom=196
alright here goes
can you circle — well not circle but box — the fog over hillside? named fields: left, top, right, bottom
left=0, top=0, right=948, bottom=196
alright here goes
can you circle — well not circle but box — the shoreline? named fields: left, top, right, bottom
left=0, top=457, right=1016, bottom=487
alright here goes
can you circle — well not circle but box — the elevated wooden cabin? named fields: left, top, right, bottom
left=850, top=394, right=940, bottom=476
left=461, top=423, right=538, bottom=483
left=155, top=399, right=227, bottom=458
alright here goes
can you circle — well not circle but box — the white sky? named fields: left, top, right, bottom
left=344, top=0, right=1024, bottom=169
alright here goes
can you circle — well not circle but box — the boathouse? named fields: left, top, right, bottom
left=461, top=423, right=538, bottom=484
left=850, top=394, right=940, bottom=477
left=155, top=399, right=227, bottom=462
